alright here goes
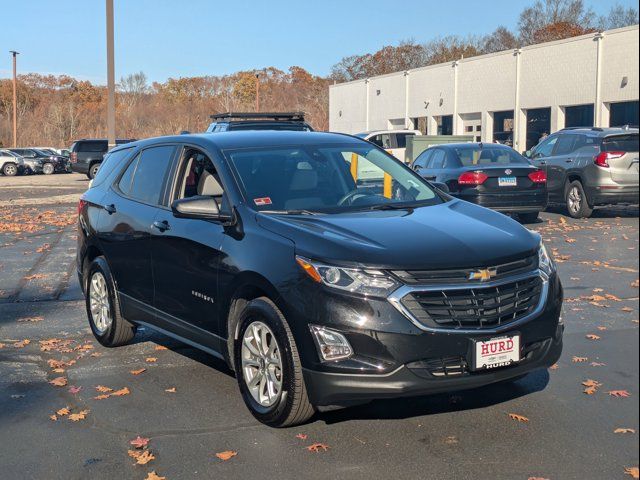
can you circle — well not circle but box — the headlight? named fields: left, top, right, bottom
left=538, top=240, right=555, bottom=275
left=296, top=256, right=399, bottom=297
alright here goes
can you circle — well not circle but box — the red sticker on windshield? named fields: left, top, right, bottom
left=254, top=197, right=272, bottom=206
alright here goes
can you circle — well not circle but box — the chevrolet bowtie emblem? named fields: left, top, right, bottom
left=469, top=268, right=497, bottom=281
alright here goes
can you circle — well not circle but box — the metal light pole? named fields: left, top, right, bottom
left=255, top=74, right=260, bottom=112
left=106, top=0, right=116, bottom=149
left=9, top=51, right=19, bottom=147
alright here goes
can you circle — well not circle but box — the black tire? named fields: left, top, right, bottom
left=42, top=162, right=54, bottom=175
left=88, top=163, right=100, bottom=179
left=2, top=162, right=18, bottom=176
left=85, top=256, right=136, bottom=347
left=565, top=180, right=593, bottom=219
left=234, top=297, right=315, bottom=427
left=518, top=212, right=539, bottom=223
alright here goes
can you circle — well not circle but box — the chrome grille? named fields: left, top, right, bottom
left=399, top=275, right=543, bottom=330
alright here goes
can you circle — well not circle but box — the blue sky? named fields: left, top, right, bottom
left=1, top=0, right=636, bottom=84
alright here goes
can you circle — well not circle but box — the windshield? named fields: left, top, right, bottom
left=34, top=149, right=54, bottom=157
left=452, top=145, right=528, bottom=166
left=225, top=143, right=442, bottom=213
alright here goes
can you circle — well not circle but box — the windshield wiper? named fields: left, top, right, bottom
left=364, top=203, right=416, bottom=211
left=260, top=209, right=319, bottom=215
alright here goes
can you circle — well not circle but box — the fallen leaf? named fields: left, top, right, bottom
left=572, top=356, right=588, bottom=363
left=584, top=386, right=599, bottom=395
left=306, top=443, right=329, bottom=452
left=597, top=326, right=607, bottom=331
left=93, top=394, right=111, bottom=400
left=13, top=339, right=30, bottom=348
left=49, top=377, right=68, bottom=387
left=154, top=345, right=168, bottom=351
left=295, top=433, right=308, bottom=440
left=145, top=357, right=157, bottom=363
left=614, top=428, right=636, bottom=434
left=134, top=450, right=155, bottom=465
left=608, top=390, right=631, bottom=398
left=68, top=386, right=82, bottom=394
left=49, top=415, right=58, bottom=421
left=549, top=363, right=559, bottom=370
left=17, top=316, right=44, bottom=323
left=68, top=409, right=90, bottom=421
left=625, top=467, right=639, bottom=479
left=582, top=379, right=603, bottom=388
left=215, top=450, right=238, bottom=461
left=631, top=280, right=639, bottom=288
left=164, top=387, right=176, bottom=393
left=130, top=436, right=150, bottom=449
left=130, top=368, right=146, bottom=375
left=621, top=307, right=634, bottom=312
left=590, top=362, right=607, bottom=367
left=56, top=407, right=70, bottom=416
left=586, top=334, right=601, bottom=340
left=145, top=472, right=166, bottom=480
left=508, top=413, right=529, bottom=423
left=111, top=387, right=130, bottom=396
left=95, top=385, right=113, bottom=392
left=528, top=477, right=550, bottom=480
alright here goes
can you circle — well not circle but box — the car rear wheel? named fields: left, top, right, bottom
left=518, top=212, right=539, bottom=223
left=85, top=256, right=136, bottom=347
left=565, top=180, right=593, bottom=219
left=88, top=163, right=100, bottom=179
left=234, top=297, right=315, bottom=427
left=2, top=162, right=18, bottom=176
left=42, top=162, right=55, bottom=175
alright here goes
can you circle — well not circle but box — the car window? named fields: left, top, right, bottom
left=553, top=134, right=579, bottom=155
left=118, top=154, right=139, bottom=196
left=91, top=148, right=133, bottom=189
left=602, top=134, right=639, bottom=152
left=125, top=146, right=175, bottom=205
left=532, top=136, right=558, bottom=158
left=453, top=146, right=528, bottom=166
left=429, top=150, right=446, bottom=169
left=79, top=141, right=107, bottom=153
left=175, top=149, right=230, bottom=213
left=413, top=150, right=432, bottom=169
left=394, top=133, right=414, bottom=149
left=369, top=134, right=392, bottom=149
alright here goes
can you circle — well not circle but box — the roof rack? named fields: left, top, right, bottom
left=209, top=112, right=306, bottom=122
left=559, top=126, right=604, bottom=131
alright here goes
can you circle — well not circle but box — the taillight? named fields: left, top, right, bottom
left=594, top=151, right=624, bottom=168
left=528, top=170, right=547, bottom=183
left=70, top=152, right=77, bottom=163
left=77, top=199, right=87, bottom=216
left=458, top=171, right=488, bottom=185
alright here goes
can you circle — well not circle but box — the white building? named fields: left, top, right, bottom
left=329, top=25, right=639, bottom=151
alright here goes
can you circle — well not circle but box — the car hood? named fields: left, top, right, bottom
left=255, top=199, right=540, bottom=270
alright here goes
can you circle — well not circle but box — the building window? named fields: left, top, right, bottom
left=526, top=107, right=551, bottom=150
left=437, top=115, right=453, bottom=135
left=564, top=104, right=594, bottom=128
left=610, top=101, right=639, bottom=127
left=412, top=117, right=428, bottom=135
left=492, top=110, right=514, bottom=146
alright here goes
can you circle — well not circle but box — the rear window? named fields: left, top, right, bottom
left=79, top=141, right=107, bottom=153
left=90, top=148, right=133, bottom=189
left=453, top=146, right=527, bottom=166
left=602, top=134, right=639, bottom=152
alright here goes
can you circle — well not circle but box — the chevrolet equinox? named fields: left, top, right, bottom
left=77, top=131, right=564, bottom=427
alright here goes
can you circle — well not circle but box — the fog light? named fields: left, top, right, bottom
left=310, top=325, right=353, bottom=361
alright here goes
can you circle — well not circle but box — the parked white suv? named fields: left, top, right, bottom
left=0, top=149, right=23, bottom=176
left=355, top=130, right=421, bottom=163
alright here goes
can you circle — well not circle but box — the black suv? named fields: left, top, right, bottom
left=77, top=131, right=563, bottom=427
left=69, top=138, right=135, bottom=179
left=205, top=112, right=313, bottom=133
left=525, top=127, right=639, bottom=218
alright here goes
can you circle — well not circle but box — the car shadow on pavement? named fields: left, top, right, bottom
left=317, top=369, right=549, bottom=425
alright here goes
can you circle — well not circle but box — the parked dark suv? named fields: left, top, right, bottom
left=69, top=138, right=135, bottom=179
left=9, top=148, right=69, bottom=175
left=77, top=131, right=563, bottom=427
left=525, top=127, right=639, bottom=218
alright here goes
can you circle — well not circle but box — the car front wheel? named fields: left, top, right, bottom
left=234, top=297, right=315, bottom=427
left=565, top=180, right=593, bottom=219
left=85, top=256, right=136, bottom=347
left=2, top=162, right=18, bottom=176
left=42, top=163, right=55, bottom=175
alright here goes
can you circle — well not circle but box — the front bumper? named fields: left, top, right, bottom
left=288, top=271, right=563, bottom=407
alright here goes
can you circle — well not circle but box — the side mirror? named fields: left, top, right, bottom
left=523, top=150, right=532, bottom=158
left=432, top=182, right=450, bottom=194
left=171, top=195, right=230, bottom=221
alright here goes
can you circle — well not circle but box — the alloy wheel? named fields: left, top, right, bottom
left=3, top=164, right=17, bottom=176
left=567, top=186, right=582, bottom=215
left=42, top=163, right=54, bottom=175
left=241, top=321, right=283, bottom=407
left=89, top=272, right=112, bottom=334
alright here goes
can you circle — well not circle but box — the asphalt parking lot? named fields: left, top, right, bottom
left=0, top=173, right=638, bottom=480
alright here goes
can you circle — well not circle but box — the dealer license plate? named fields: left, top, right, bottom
left=498, top=177, right=517, bottom=187
left=473, top=335, right=520, bottom=370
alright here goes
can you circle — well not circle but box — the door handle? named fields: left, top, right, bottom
left=565, top=158, right=574, bottom=163
left=152, top=220, right=171, bottom=232
left=103, top=204, right=116, bottom=214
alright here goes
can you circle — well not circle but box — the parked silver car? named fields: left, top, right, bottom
left=0, top=149, right=23, bottom=176
left=525, top=127, right=639, bottom=218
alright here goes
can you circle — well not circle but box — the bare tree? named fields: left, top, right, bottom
left=518, top=0, right=595, bottom=44
left=597, top=3, right=639, bottom=30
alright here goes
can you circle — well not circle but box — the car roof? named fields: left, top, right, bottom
left=111, top=131, right=363, bottom=153
left=556, top=127, right=638, bottom=136
left=432, top=142, right=513, bottom=149
left=356, top=129, right=418, bottom=136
